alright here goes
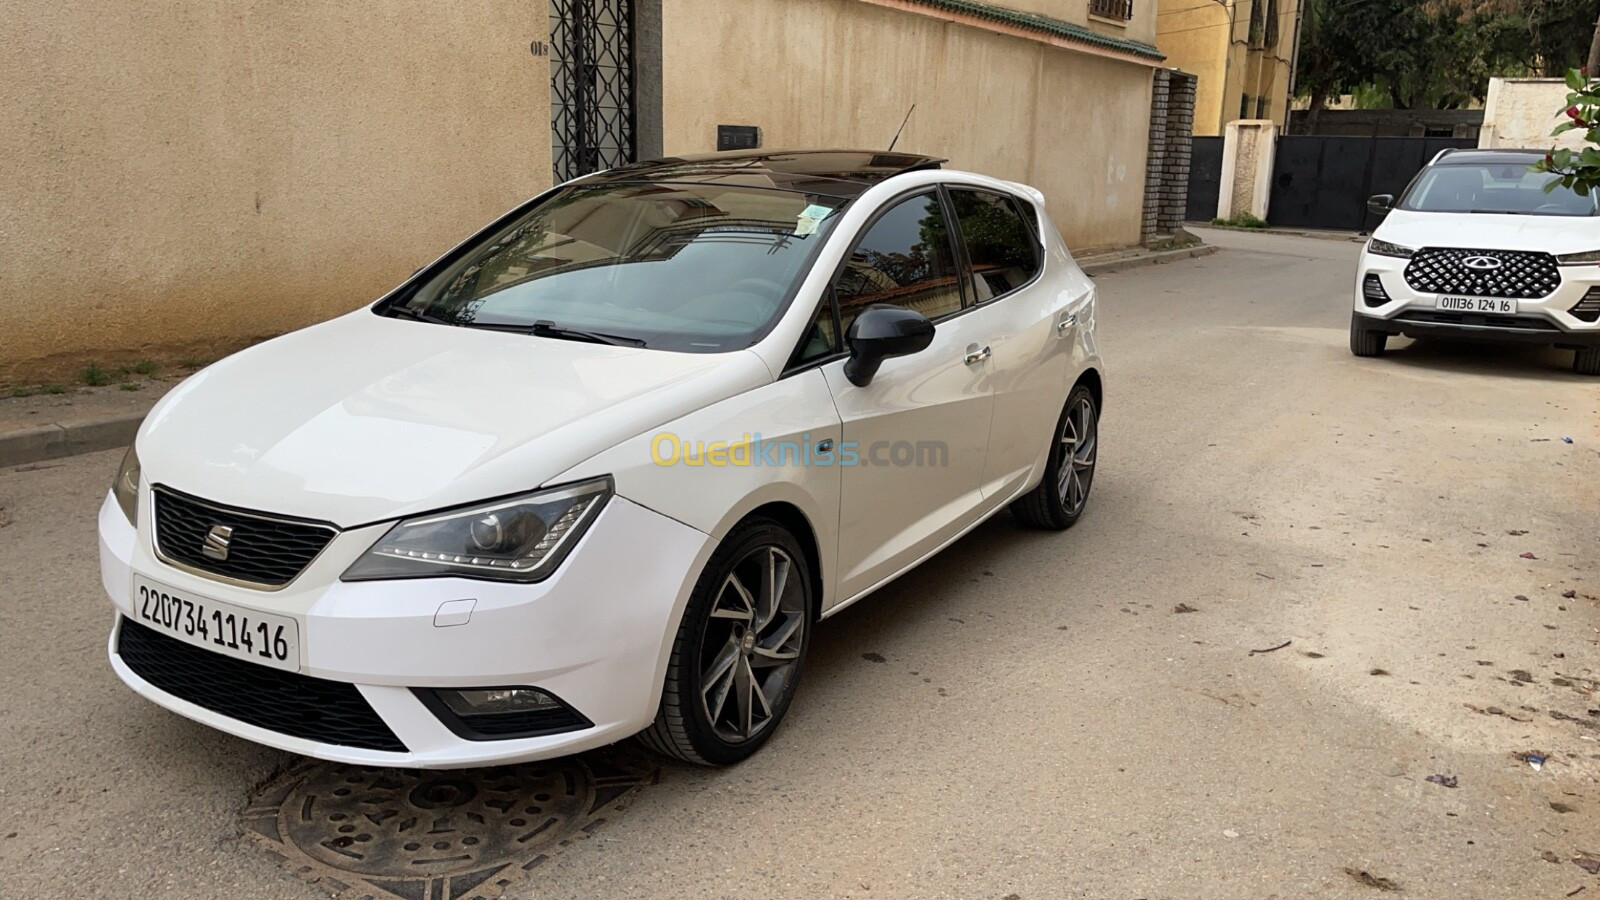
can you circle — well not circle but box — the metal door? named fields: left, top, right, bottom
left=550, top=0, right=635, bottom=182
left=1186, top=137, right=1223, bottom=222
left=1267, top=136, right=1476, bottom=231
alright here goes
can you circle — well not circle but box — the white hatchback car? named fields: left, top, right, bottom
left=100, top=150, right=1104, bottom=768
left=1353, top=148, right=1600, bottom=375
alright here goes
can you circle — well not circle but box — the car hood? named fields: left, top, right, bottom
left=1375, top=209, right=1600, bottom=254
left=137, top=311, right=772, bottom=526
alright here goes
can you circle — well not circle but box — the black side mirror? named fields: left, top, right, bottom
left=843, top=305, right=935, bottom=387
left=1367, top=194, right=1395, bottom=216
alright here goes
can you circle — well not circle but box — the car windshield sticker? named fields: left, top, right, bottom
left=795, top=204, right=833, bottom=237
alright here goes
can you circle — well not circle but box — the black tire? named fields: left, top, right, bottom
left=637, top=517, right=814, bottom=766
left=1011, top=382, right=1098, bottom=530
left=1575, top=347, right=1600, bottom=376
left=1350, top=313, right=1387, bottom=357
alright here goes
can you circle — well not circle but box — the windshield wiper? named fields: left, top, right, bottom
left=475, top=319, right=647, bottom=347
left=384, top=304, right=451, bottom=324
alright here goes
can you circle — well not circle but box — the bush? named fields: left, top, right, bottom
left=1210, top=212, right=1269, bottom=229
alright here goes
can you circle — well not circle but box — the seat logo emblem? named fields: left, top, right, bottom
left=1462, top=255, right=1503, bottom=271
left=202, top=525, right=234, bottom=561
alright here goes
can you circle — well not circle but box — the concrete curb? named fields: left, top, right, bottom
left=1, top=243, right=1217, bottom=469
left=1081, top=243, right=1218, bottom=275
left=0, top=414, right=144, bottom=469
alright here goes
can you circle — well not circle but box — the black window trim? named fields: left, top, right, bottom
left=943, top=186, right=1046, bottom=306
left=782, top=184, right=976, bottom=374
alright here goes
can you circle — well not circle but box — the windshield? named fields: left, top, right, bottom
left=393, top=182, right=846, bottom=352
left=1398, top=163, right=1598, bottom=217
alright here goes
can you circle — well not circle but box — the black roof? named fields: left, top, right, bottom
left=582, top=149, right=947, bottom=198
left=1435, top=148, right=1546, bottom=166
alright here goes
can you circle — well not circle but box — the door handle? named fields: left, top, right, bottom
left=1056, top=314, right=1077, bottom=335
left=963, top=344, right=992, bottom=365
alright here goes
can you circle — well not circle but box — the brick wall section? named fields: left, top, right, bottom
left=1160, top=72, right=1196, bottom=233
left=1141, top=70, right=1197, bottom=243
left=1141, top=69, right=1170, bottom=242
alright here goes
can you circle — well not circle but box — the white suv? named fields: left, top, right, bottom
left=1352, top=148, right=1600, bottom=375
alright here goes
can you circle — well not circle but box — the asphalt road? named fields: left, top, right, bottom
left=2, top=228, right=1597, bottom=899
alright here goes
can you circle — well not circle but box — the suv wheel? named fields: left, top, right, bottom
left=1350, top=313, right=1388, bottom=357
left=638, top=517, right=813, bottom=765
left=1576, top=347, right=1600, bottom=376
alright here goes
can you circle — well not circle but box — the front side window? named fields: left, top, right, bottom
left=949, top=190, right=1041, bottom=300
left=393, top=183, right=846, bottom=352
left=831, top=192, right=964, bottom=339
left=1399, top=164, right=1598, bottom=217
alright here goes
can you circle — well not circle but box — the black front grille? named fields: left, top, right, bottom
left=1404, top=248, right=1560, bottom=299
left=153, top=487, right=336, bottom=587
left=116, top=618, right=407, bottom=752
left=1394, top=310, right=1562, bottom=332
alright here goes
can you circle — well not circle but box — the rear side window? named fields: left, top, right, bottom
left=948, top=190, right=1041, bottom=300
left=831, top=191, right=966, bottom=339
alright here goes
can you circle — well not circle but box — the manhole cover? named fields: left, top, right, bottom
left=243, top=749, right=656, bottom=900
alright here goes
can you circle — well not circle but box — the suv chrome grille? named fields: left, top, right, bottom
left=1404, top=248, right=1560, bottom=299
left=152, top=487, right=337, bottom=587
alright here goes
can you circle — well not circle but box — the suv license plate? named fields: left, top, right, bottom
left=130, top=574, right=301, bottom=671
left=1437, top=296, right=1517, bottom=314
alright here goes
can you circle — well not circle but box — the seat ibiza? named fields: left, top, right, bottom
left=100, top=150, right=1105, bottom=767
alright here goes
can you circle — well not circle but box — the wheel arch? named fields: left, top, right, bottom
left=1075, top=366, right=1104, bottom=415
left=736, top=501, right=827, bottom=619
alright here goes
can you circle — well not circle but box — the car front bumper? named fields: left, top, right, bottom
left=1355, top=251, right=1600, bottom=346
left=99, top=490, right=715, bottom=768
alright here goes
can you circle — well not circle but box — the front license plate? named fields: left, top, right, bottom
left=1437, top=295, right=1517, bottom=314
left=130, top=575, right=300, bottom=671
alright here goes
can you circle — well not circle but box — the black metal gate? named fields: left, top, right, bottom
left=1186, top=136, right=1223, bottom=221
left=550, top=0, right=635, bottom=182
left=1267, top=136, right=1476, bottom=231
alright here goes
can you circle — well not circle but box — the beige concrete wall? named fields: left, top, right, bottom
left=1480, top=78, right=1584, bottom=151
left=1, top=0, right=551, bottom=383
left=661, top=0, right=1156, bottom=251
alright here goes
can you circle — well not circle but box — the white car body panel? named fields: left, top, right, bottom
left=100, top=158, right=1104, bottom=766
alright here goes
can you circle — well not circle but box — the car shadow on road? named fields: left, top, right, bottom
left=1378, top=337, right=1591, bottom=382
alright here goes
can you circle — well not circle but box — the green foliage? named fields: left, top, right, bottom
left=118, top=382, right=142, bottom=392
left=132, top=359, right=159, bottom=376
left=1211, top=212, right=1269, bottom=229
left=1298, top=0, right=1587, bottom=112
left=80, top=364, right=110, bottom=386
left=1532, top=70, right=1600, bottom=195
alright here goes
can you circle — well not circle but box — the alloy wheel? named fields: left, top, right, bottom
left=697, top=545, right=806, bottom=743
left=1057, top=393, right=1097, bottom=516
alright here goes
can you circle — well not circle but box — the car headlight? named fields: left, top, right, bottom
left=1556, top=249, right=1600, bottom=265
left=112, top=445, right=140, bottom=525
left=341, top=477, right=612, bottom=583
left=1367, top=239, right=1414, bottom=259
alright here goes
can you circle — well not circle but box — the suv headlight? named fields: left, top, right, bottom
left=342, top=477, right=612, bottom=583
left=112, top=445, right=140, bottom=525
left=1556, top=249, right=1600, bottom=265
left=1367, top=239, right=1414, bottom=258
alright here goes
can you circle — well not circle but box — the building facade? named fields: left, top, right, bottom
left=1155, top=0, right=1302, bottom=136
left=2, top=0, right=1167, bottom=382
